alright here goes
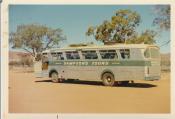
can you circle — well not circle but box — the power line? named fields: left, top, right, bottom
left=159, top=40, right=170, bottom=47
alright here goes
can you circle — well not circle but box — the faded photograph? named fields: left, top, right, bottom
left=9, top=5, right=170, bottom=113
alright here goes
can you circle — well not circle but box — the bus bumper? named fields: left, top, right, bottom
left=144, top=76, right=160, bottom=81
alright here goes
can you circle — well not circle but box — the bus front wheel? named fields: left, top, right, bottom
left=102, top=73, right=115, bottom=86
left=51, top=72, right=59, bottom=83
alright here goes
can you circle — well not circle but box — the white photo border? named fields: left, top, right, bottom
left=1, top=0, right=175, bottom=119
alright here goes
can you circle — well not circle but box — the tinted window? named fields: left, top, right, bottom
left=66, top=51, right=80, bottom=60
left=57, top=52, right=64, bottom=60
left=51, top=52, right=57, bottom=58
left=51, top=52, right=64, bottom=60
left=100, top=50, right=118, bottom=59
left=120, top=49, right=130, bottom=59
left=82, top=51, right=98, bottom=59
left=42, top=53, right=48, bottom=55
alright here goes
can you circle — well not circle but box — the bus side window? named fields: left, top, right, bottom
left=100, top=50, right=118, bottom=59
left=57, top=52, right=64, bottom=60
left=51, top=52, right=57, bottom=60
left=82, top=51, right=98, bottom=59
left=66, top=51, right=80, bottom=60
left=120, top=49, right=130, bottom=59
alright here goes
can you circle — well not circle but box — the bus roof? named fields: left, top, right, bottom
left=42, top=44, right=159, bottom=53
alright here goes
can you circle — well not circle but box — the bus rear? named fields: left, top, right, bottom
left=144, top=46, right=161, bottom=80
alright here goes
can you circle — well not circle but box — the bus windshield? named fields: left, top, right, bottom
left=144, top=47, right=160, bottom=59
left=150, top=48, right=160, bottom=59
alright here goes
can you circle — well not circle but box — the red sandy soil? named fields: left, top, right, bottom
left=9, top=68, right=170, bottom=113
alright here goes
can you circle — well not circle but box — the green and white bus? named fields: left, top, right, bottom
left=34, top=44, right=161, bottom=86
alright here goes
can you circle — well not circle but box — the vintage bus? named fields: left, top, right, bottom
left=34, top=44, right=161, bottom=86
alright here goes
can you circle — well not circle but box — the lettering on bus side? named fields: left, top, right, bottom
left=64, top=61, right=89, bottom=66
left=91, top=61, right=109, bottom=66
left=51, top=60, right=151, bottom=66
left=63, top=61, right=109, bottom=66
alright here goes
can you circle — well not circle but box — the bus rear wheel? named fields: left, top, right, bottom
left=51, top=72, right=59, bottom=83
left=102, top=73, right=115, bottom=86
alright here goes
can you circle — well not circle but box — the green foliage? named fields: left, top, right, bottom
left=10, top=24, right=66, bottom=57
left=126, top=30, right=157, bottom=44
left=153, top=5, right=170, bottom=30
left=86, top=9, right=141, bottom=43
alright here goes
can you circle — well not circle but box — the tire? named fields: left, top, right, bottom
left=102, top=73, right=115, bottom=86
left=51, top=72, right=59, bottom=83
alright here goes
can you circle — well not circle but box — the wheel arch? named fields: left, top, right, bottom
left=101, top=69, right=115, bottom=80
left=49, top=69, right=58, bottom=77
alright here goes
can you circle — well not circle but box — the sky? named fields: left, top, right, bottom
left=9, top=5, right=170, bottom=53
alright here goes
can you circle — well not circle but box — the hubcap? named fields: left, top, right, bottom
left=52, top=73, right=58, bottom=81
left=107, top=77, right=111, bottom=82
left=106, top=76, right=112, bottom=82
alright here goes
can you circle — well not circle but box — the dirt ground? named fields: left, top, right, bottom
left=9, top=67, right=170, bottom=113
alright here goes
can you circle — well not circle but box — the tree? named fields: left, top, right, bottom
left=153, top=5, right=170, bottom=30
left=86, top=9, right=141, bottom=43
left=10, top=24, right=66, bottom=57
left=126, top=30, right=157, bottom=44
left=152, top=5, right=170, bottom=46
